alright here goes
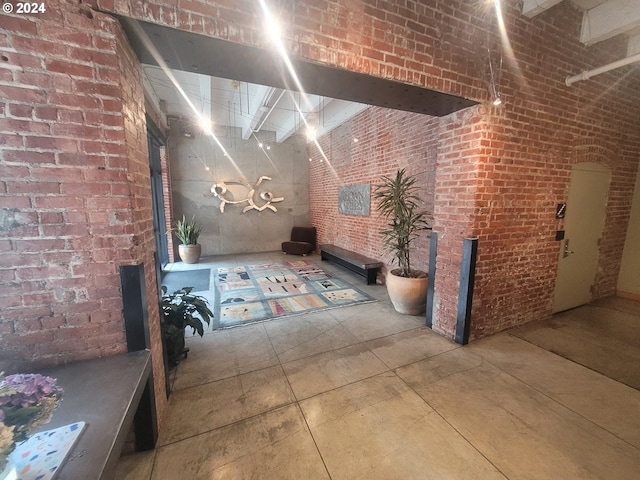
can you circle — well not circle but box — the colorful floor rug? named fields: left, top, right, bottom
left=214, top=260, right=377, bottom=327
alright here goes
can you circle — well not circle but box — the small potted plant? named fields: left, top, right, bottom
left=161, top=286, right=213, bottom=365
left=374, top=168, right=431, bottom=315
left=171, top=215, right=202, bottom=264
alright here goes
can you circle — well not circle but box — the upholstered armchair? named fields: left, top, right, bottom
left=281, top=226, right=317, bottom=256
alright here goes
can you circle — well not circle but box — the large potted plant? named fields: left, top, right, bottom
left=161, top=286, right=213, bottom=365
left=374, top=168, right=431, bottom=315
left=171, top=215, right=202, bottom=264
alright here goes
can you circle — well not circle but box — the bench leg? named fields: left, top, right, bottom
left=367, top=269, right=378, bottom=285
left=134, top=375, right=158, bottom=451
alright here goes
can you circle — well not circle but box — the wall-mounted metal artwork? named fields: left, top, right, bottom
left=211, top=176, right=284, bottom=213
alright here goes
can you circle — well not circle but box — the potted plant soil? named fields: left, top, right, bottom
left=374, top=168, right=432, bottom=315
left=171, top=215, right=202, bottom=264
left=161, top=286, right=213, bottom=365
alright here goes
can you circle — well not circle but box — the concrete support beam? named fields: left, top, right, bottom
left=581, top=0, right=640, bottom=45
left=522, top=0, right=563, bottom=18
left=242, top=85, right=278, bottom=139
left=628, top=33, right=640, bottom=56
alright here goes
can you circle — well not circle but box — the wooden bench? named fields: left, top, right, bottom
left=320, top=244, right=382, bottom=285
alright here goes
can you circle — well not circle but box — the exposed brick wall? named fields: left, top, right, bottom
left=431, top=107, right=485, bottom=337
left=0, top=3, right=167, bottom=417
left=93, top=0, right=489, bottom=101
left=310, top=106, right=437, bottom=276
left=161, top=146, right=176, bottom=263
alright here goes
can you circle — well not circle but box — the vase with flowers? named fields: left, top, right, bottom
left=0, top=373, right=63, bottom=471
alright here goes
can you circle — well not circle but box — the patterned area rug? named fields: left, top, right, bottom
left=214, top=260, right=377, bottom=328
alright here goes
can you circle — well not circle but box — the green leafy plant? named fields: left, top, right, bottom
left=161, top=286, right=213, bottom=364
left=170, top=215, right=201, bottom=245
left=374, top=168, right=431, bottom=277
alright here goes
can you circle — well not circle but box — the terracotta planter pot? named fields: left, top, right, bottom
left=386, top=269, right=428, bottom=315
left=178, top=244, right=201, bottom=264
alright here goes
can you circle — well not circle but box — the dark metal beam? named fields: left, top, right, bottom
left=119, top=18, right=478, bottom=117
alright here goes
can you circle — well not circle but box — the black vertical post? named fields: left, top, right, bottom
left=119, top=263, right=158, bottom=450
left=135, top=377, right=158, bottom=450
left=119, top=264, right=150, bottom=351
left=426, top=232, right=437, bottom=328
left=455, top=238, right=478, bottom=345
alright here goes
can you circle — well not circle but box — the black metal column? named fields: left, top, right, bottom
left=426, top=232, right=437, bottom=329
left=118, top=263, right=158, bottom=450
left=455, top=237, right=478, bottom=345
left=119, top=264, right=150, bottom=351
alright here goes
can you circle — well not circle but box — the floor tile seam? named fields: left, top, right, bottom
left=264, top=326, right=358, bottom=359
left=522, top=320, right=640, bottom=350
left=377, top=342, right=462, bottom=373
left=346, top=323, right=427, bottom=346
left=588, top=303, right=640, bottom=318
left=147, top=452, right=160, bottom=480
left=271, top=337, right=364, bottom=367
left=287, top=369, right=397, bottom=404
left=155, top=400, right=302, bottom=450
left=390, top=369, right=511, bottom=479
left=369, top=348, right=396, bottom=371
left=368, top=341, right=461, bottom=372
left=489, top=335, right=640, bottom=452
left=169, top=362, right=288, bottom=395
left=270, top=324, right=429, bottom=370
left=506, top=331, right=640, bottom=391
left=292, top=401, right=335, bottom=480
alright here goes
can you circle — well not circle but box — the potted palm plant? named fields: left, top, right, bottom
left=161, top=286, right=213, bottom=365
left=171, top=215, right=202, bottom=264
left=374, top=168, right=431, bottom=315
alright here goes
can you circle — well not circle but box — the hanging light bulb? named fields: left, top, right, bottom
left=306, top=126, right=317, bottom=142
left=198, top=116, right=213, bottom=132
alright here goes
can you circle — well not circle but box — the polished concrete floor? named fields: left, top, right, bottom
left=116, top=252, right=640, bottom=479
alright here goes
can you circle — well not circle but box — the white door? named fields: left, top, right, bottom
left=553, top=162, right=611, bottom=313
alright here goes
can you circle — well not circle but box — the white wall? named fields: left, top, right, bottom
left=168, top=126, right=310, bottom=256
left=618, top=167, right=640, bottom=297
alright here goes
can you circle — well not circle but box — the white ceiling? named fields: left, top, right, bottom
left=142, top=0, right=640, bottom=141
left=142, top=64, right=368, bottom=142
left=524, top=0, right=640, bottom=52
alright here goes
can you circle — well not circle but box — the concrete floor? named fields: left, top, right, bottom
left=116, top=252, right=640, bottom=479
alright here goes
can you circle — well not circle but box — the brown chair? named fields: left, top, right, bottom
left=281, top=226, right=316, bottom=256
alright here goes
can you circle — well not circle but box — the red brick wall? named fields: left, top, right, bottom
left=0, top=4, right=167, bottom=415
left=160, top=146, right=176, bottom=263
left=93, top=0, right=487, bottom=101
left=310, top=106, right=438, bottom=276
